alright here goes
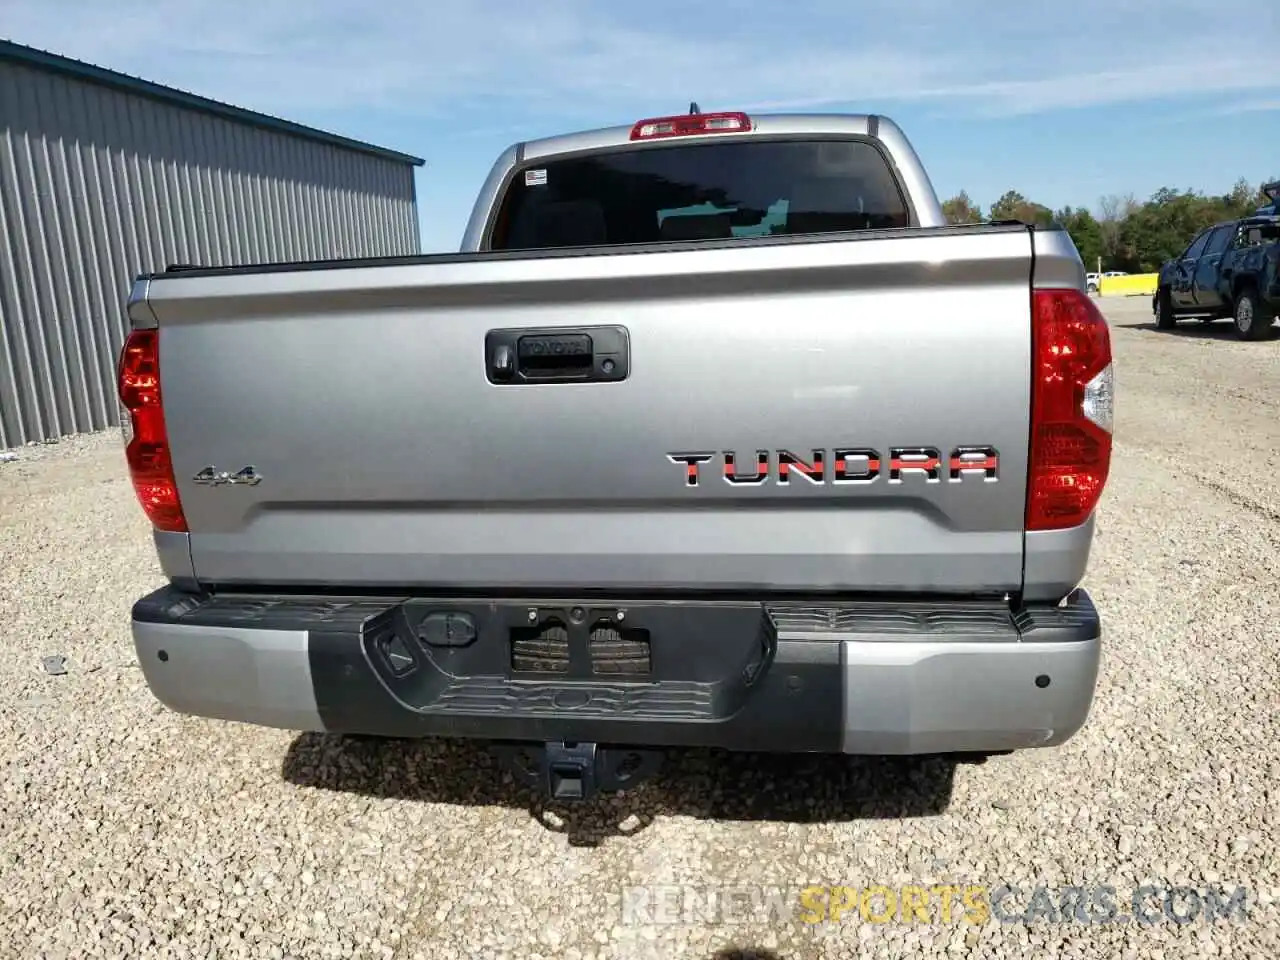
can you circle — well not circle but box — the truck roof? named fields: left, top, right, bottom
left=1199, top=214, right=1280, bottom=232
left=519, top=111, right=893, bottom=161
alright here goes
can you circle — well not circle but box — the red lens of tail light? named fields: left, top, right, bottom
left=1026, top=288, right=1114, bottom=531
left=117, top=329, right=187, bottom=533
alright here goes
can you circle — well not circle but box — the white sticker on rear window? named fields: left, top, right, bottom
left=525, top=168, right=548, bottom=186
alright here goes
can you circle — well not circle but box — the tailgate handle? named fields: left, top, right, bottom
left=485, top=325, right=629, bottom=385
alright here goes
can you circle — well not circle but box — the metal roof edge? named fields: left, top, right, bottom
left=0, top=37, right=425, bottom=167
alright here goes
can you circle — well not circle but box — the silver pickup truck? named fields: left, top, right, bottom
left=121, top=109, right=1113, bottom=800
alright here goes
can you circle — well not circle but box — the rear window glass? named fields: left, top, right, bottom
left=490, top=138, right=910, bottom=251
left=1238, top=221, right=1279, bottom=246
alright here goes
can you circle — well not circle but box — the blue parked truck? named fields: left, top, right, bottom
left=1153, top=210, right=1280, bottom=341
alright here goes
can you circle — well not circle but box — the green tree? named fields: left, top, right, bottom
left=1117, top=187, right=1231, bottom=271
left=941, top=191, right=983, bottom=224
left=1055, top=206, right=1105, bottom=272
left=1224, top=177, right=1260, bottom=217
left=989, top=190, right=1054, bottom=226
left=940, top=176, right=1276, bottom=275
left=1097, top=193, right=1138, bottom=270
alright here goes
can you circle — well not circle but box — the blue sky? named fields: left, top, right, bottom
left=7, top=0, right=1279, bottom=252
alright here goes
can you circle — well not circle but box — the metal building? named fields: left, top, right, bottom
left=0, top=39, right=425, bottom=449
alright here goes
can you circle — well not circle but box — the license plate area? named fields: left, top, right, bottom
left=511, top=607, right=652, bottom=680
left=361, top=598, right=775, bottom=717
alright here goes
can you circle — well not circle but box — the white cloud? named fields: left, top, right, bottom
left=1211, top=97, right=1280, bottom=116
left=913, top=57, right=1280, bottom=118
left=4, top=0, right=1278, bottom=126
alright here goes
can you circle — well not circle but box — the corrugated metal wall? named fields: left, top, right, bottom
left=0, top=58, right=421, bottom=449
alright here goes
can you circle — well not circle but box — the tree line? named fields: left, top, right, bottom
left=941, top=179, right=1277, bottom=273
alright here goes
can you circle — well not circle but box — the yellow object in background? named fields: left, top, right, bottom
left=1098, top=273, right=1159, bottom=297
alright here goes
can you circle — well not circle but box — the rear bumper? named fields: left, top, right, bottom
left=130, top=587, right=1102, bottom=755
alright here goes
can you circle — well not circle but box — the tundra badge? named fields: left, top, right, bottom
left=666, top=447, right=1000, bottom=487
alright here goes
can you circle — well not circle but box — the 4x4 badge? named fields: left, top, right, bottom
left=193, top=465, right=262, bottom=486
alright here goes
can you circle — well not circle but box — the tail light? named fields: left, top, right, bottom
left=1026, top=288, right=1114, bottom=531
left=117, top=329, right=187, bottom=533
left=629, top=111, right=752, bottom=141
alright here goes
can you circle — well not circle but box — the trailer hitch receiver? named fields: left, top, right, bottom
left=490, top=741, right=664, bottom=802
left=546, top=741, right=596, bottom=801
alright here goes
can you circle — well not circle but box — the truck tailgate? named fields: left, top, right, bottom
left=144, top=227, right=1036, bottom=594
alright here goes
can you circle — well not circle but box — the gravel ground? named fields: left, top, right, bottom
left=1, top=296, right=1277, bottom=959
